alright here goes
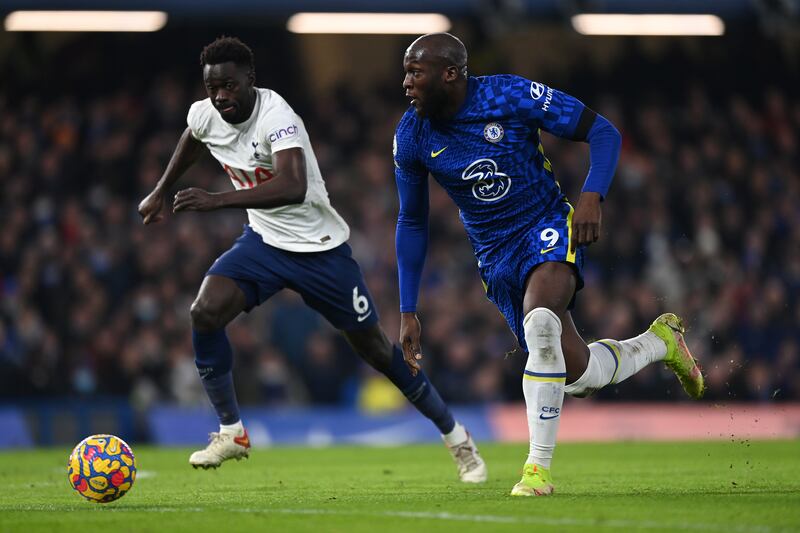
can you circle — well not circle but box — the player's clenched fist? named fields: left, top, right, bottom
left=570, top=191, right=602, bottom=252
left=138, top=191, right=165, bottom=224
left=399, top=312, right=423, bottom=376
left=173, top=188, right=220, bottom=212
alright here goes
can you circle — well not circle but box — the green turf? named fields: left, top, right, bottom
left=1, top=440, right=799, bottom=532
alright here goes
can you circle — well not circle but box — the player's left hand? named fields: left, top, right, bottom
left=571, top=191, right=602, bottom=252
left=173, top=188, right=221, bottom=212
left=399, top=312, right=423, bottom=376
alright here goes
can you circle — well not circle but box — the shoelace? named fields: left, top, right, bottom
left=452, top=443, right=480, bottom=473
left=206, top=432, right=231, bottom=451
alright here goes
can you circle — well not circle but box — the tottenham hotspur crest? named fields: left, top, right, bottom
left=483, top=122, right=504, bottom=143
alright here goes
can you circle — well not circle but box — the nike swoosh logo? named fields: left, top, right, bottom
left=357, top=311, right=373, bottom=322
left=233, top=431, right=251, bottom=448
left=540, top=247, right=557, bottom=254
left=539, top=414, right=559, bottom=420
left=430, top=147, right=447, bottom=158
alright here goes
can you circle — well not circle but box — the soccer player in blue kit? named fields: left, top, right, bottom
left=393, top=33, right=705, bottom=496
left=138, top=36, right=486, bottom=482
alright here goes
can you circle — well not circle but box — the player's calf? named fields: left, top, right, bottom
left=521, top=308, right=566, bottom=470
left=564, top=313, right=704, bottom=399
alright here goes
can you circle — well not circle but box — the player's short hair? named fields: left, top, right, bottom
left=200, top=36, right=255, bottom=71
left=408, top=33, right=468, bottom=78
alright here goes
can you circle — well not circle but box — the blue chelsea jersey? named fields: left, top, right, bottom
left=394, top=75, right=586, bottom=266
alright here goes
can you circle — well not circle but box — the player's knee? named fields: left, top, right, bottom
left=190, top=298, right=224, bottom=332
left=523, top=307, right=564, bottom=366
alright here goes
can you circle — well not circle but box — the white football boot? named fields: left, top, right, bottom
left=189, top=429, right=251, bottom=469
left=444, top=432, right=488, bottom=483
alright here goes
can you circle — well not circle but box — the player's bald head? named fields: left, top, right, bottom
left=405, top=33, right=468, bottom=75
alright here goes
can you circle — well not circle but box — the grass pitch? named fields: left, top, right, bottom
left=1, top=440, right=798, bottom=532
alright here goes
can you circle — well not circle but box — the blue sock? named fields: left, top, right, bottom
left=384, top=346, right=456, bottom=434
left=192, top=329, right=240, bottom=425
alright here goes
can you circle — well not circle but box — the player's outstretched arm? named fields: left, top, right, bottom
left=173, top=147, right=307, bottom=212
left=139, top=127, right=206, bottom=224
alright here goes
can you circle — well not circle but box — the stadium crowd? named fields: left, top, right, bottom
left=1, top=34, right=798, bottom=411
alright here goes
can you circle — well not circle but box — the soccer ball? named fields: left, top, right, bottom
left=68, top=434, right=136, bottom=503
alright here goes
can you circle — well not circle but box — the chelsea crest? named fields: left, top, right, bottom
left=483, top=122, right=504, bottom=143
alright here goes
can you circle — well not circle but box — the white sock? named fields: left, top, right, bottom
left=565, top=332, right=667, bottom=397
left=442, top=421, right=468, bottom=446
left=522, top=308, right=565, bottom=469
left=220, top=420, right=244, bottom=436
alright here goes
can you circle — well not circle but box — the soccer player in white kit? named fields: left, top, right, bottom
left=137, top=36, right=486, bottom=482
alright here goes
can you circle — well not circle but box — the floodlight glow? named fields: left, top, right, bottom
left=287, top=13, right=450, bottom=34
left=571, top=14, right=724, bottom=36
left=4, top=11, right=168, bottom=32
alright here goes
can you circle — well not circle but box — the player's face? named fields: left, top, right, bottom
left=203, top=62, right=255, bottom=124
left=403, top=54, right=447, bottom=118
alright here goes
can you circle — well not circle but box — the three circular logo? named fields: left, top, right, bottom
left=461, top=158, right=511, bottom=202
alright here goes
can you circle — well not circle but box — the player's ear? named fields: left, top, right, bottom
left=247, top=70, right=255, bottom=86
left=444, top=65, right=459, bottom=83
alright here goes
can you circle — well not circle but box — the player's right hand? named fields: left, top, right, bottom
left=571, top=191, right=602, bottom=252
left=138, top=191, right=165, bottom=224
left=399, top=312, right=423, bottom=376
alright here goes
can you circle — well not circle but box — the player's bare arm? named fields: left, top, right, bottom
left=570, top=191, right=602, bottom=252
left=399, top=311, right=423, bottom=376
left=138, top=127, right=206, bottom=224
left=173, top=147, right=307, bottom=213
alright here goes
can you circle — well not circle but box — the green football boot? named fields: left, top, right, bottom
left=648, top=313, right=705, bottom=399
left=510, top=463, right=554, bottom=496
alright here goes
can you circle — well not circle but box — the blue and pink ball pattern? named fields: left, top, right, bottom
left=68, top=434, right=136, bottom=503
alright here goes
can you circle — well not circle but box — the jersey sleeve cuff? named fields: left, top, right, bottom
left=271, top=140, right=304, bottom=153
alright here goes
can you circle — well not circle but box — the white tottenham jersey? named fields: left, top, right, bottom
left=187, top=88, right=349, bottom=252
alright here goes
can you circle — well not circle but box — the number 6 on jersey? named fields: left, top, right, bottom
left=353, top=286, right=372, bottom=322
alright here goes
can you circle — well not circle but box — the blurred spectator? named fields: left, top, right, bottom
left=1, top=33, right=798, bottom=409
